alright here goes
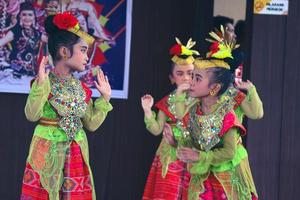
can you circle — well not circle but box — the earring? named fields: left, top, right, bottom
left=63, top=54, right=68, bottom=60
left=209, top=90, right=215, bottom=96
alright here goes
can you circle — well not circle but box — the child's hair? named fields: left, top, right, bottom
left=213, top=15, right=234, bottom=29
left=235, top=20, right=245, bottom=43
left=44, top=15, right=80, bottom=61
left=206, top=66, right=234, bottom=96
left=224, top=55, right=243, bottom=74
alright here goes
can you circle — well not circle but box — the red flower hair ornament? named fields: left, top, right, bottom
left=52, top=12, right=95, bottom=45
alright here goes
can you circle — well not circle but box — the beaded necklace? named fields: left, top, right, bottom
left=49, top=72, right=87, bottom=141
left=168, top=91, right=195, bottom=139
left=167, top=91, right=195, bottom=119
left=187, top=94, right=235, bottom=151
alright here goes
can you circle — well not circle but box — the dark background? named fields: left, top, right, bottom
left=0, top=0, right=299, bottom=199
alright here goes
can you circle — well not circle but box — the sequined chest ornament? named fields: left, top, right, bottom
left=187, top=95, right=235, bottom=152
left=49, top=73, right=87, bottom=141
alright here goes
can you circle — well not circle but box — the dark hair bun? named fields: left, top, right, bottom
left=225, top=50, right=245, bottom=73
left=44, top=15, right=59, bottom=35
left=20, top=2, right=35, bottom=12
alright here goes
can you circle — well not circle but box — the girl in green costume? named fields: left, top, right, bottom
left=141, top=38, right=198, bottom=200
left=174, top=28, right=260, bottom=200
left=20, top=12, right=112, bottom=200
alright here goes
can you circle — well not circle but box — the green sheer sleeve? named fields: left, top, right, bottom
left=174, top=92, right=192, bottom=119
left=175, top=93, right=186, bottom=119
left=24, top=78, right=51, bottom=122
left=187, top=129, right=238, bottom=200
left=240, top=86, right=264, bottom=119
left=144, top=110, right=166, bottom=136
left=189, top=128, right=237, bottom=175
left=82, top=97, right=113, bottom=132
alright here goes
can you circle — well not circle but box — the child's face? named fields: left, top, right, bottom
left=188, top=68, right=211, bottom=98
left=66, top=39, right=89, bottom=72
left=20, top=10, right=35, bottom=28
left=225, top=23, right=236, bottom=41
left=46, top=1, right=59, bottom=15
left=170, top=63, right=194, bottom=87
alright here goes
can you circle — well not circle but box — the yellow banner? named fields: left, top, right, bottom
left=254, top=0, right=288, bottom=15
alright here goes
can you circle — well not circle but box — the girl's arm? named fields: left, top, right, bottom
left=144, top=110, right=167, bottom=136
left=174, top=83, right=193, bottom=119
left=141, top=94, right=166, bottom=136
left=237, top=81, right=264, bottom=119
left=177, top=128, right=237, bottom=175
left=0, top=31, right=14, bottom=47
left=82, top=97, right=113, bottom=132
left=25, top=57, right=50, bottom=122
left=82, top=69, right=112, bottom=131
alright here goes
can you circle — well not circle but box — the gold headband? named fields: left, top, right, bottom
left=68, top=24, right=95, bottom=45
left=171, top=55, right=195, bottom=65
left=170, top=37, right=199, bottom=65
left=193, top=58, right=230, bottom=70
left=52, top=12, right=95, bottom=45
